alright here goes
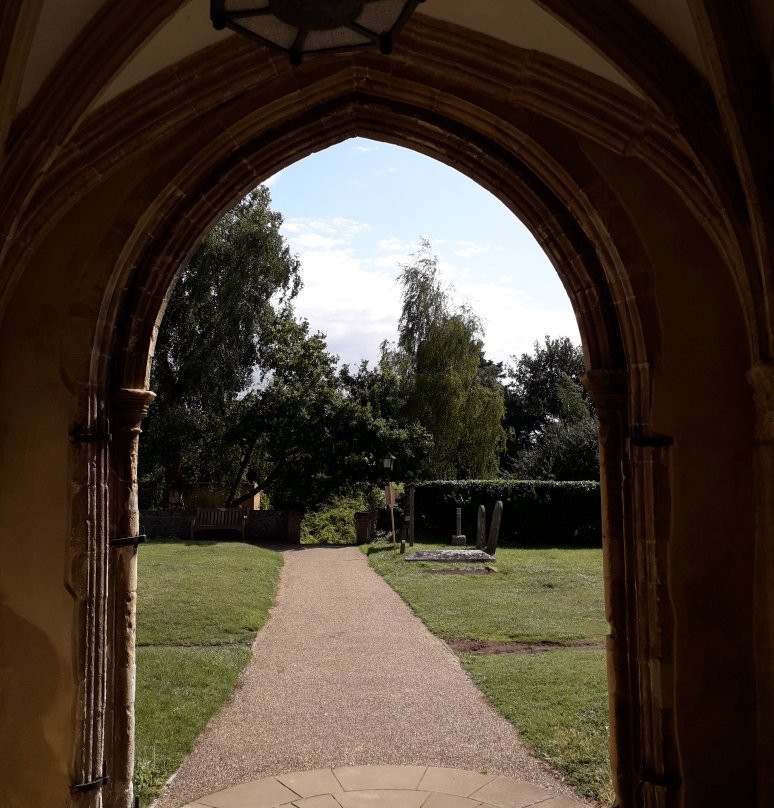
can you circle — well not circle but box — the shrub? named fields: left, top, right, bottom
left=300, top=496, right=368, bottom=545
left=411, top=480, right=600, bottom=547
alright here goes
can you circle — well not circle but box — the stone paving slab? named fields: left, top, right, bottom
left=182, top=766, right=587, bottom=808
left=156, top=546, right=585, bottom=807
left=404, top=549, right=495, bottom=563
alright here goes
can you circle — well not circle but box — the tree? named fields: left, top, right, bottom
left=502, top=336, right=598, bottom=480
left=225, top=317, right=430, bottom=508
left=140, top=187, right=301, bottom=507
left=142, top=210, right=430, bottom=509
left=392, top=241, right=505, bottom=479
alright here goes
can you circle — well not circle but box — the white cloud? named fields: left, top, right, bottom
left=280, top=217, right=400, bottom=367
left=371, top=252, right=413, bottom=270
left=353, top=144, right=372, bottom=153
left=376, top=236, right=414, bottom=253
left=454, top=240, right=491, bottom=258
left=291, top=248, right=401, bottom=368
left=453, top=278, right=579, bottom=364
left=262, top=169, right=284, bottom=187
left=282, top=217, right=370, bottom=242
left=280, top=216, right=579, bottom=369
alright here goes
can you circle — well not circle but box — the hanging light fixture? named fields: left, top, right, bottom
left=211, top=0, right=425, bottom=65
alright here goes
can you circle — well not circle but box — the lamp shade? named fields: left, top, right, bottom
left=211, top=0, right=424, bottom=64
left=381, top=451, right=396, bottom=472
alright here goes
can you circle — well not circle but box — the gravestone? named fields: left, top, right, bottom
left=486, top=500, right=503, bottom=555
left=476, top=505, right=486, bottom=549
left=407, top=484, right=415, bottom=546
left=451, top=506, right=466, bottom=545
left=405, top=548, right=494, bottom=563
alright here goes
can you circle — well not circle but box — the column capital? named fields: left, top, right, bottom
left=111, top=388, right=156, bottom=433
left=748, top=363, right=774, bottom=443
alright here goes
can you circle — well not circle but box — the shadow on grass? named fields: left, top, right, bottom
left=365, top=544, right=399, bottom=555
left=146, top=537, right=217, bottom=547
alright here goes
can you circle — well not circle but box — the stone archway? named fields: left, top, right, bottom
left=0, top=12, right=767, bottom=808
left=90, top=52, right=672, bottom=808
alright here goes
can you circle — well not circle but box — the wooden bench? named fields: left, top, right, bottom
left=189, top=508, right=247, bottom=540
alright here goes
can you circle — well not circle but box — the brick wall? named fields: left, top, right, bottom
left=140, top=509, right=301, bottom=543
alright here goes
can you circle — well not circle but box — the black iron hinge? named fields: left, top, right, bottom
left=109, top=534, right=146, bottom=549
left=71, top=420, right=112, bottom=443
left=72, top=767, right=109, bottom=793
left=631, top=424, right=674, bottom=448
left=640, top=766, right=681, bottom=790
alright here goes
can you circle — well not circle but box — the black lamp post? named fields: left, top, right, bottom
left=381, top=450, right=396, bottom=483
left=211, top=0, right=425, bottom=65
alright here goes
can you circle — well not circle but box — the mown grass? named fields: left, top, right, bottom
left=463, top=648, right=613, bottom=806
left=367, top=543, right=611, bottom=805
left=367, top=545, right=607, bottom=643
left=134, top=541, right=282, bottom=805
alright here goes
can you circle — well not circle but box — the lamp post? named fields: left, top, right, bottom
left=381, top=451, right=397, bottom=546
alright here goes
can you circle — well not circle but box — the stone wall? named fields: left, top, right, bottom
left=140, top=509, right=301, bottom=544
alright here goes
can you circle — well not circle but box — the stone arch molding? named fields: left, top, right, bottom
left=2, top=14, right=764, bottom=808
left=92, top=68, right=670, bottom=808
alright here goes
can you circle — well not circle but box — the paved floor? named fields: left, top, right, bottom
left=155, top=545, right=584, bottom=808
left=181, top=765, right=585, bottom=807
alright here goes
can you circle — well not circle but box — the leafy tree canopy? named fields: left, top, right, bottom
left=140, top=189, right=430, bottom=510
left=142, top=187, right=301, bottom=505
left=502, top=336, right=598, bottom=480
left=389, top=240, right=506, bottom=479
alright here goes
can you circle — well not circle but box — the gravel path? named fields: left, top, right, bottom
left=154, top=545, right=575, bottom=807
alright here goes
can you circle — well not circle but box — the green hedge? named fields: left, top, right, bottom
left=300, top=496, right=363, bottom=545
left=411, top=480, right=601, bottom=547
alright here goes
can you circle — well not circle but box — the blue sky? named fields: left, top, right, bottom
left=265, top=137, right=579, bottom=369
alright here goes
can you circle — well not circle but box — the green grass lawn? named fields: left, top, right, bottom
left=367, top=544, right=611, bottom=805
left=134, top=540, right=282, bottom=805
left=366, top=545, right=607, bottom=643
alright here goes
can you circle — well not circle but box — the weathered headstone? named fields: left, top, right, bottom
left=486, top=500, right=503, bottom=555
left=476, top=505, right=486, bottom=549
left=407, top=484, right=415, bottom=546
left=451, top=506, right=466, bottom=545
left=405, top=548, right=494, bottom=563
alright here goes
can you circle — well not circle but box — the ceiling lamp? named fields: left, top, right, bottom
left=211, top=0, right=425, bottom=65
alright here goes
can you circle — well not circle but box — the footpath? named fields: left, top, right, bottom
left=155, top=545, right=581, bottom=807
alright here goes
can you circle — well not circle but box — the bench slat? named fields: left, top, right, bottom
left=190, top=508, right=246, bottom=539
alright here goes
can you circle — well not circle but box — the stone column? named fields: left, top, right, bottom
left=104, top=387, right=155, bottom=808
left=747, top=364, right=774, bottom=808
left=583, top=369, right=636, bottom=808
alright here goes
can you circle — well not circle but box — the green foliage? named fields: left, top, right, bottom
left=235, top=317, right=430, bottom=509
left=141, top=189, right=430, bottom=511
left=503, top=336, right=599, bottom=480
left=300, top=495, right=368, bottom=544
left=412, top=479, right=601, bottom=546
left=390, top=240, right=506, bottom=479
left=134, top=541, right=282, bottom=805
left=141, top=186, right=301, bottom=506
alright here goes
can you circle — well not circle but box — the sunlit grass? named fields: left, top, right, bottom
left=134, top=541, right=282, bottom=805
left=367, top=543, right=611, bottom=805
left=367, top=544, right=606, bottom=643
